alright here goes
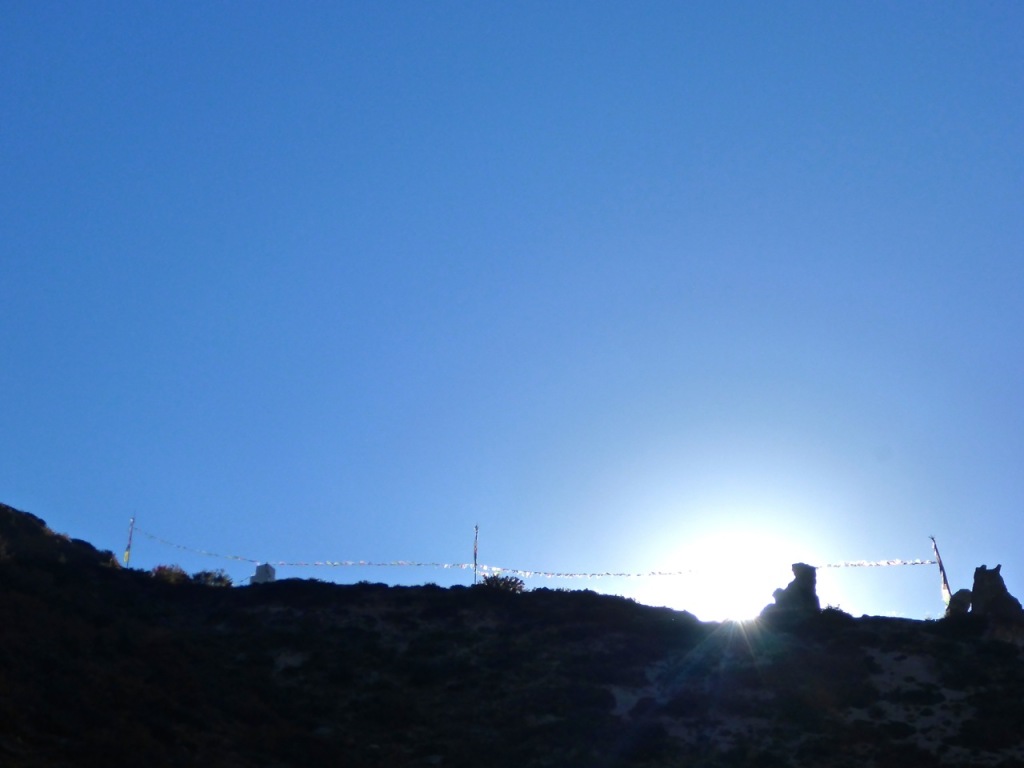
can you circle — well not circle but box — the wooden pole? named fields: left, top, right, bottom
left=929, top=536, right=952, bottom=605
left=123, top=516, right=136, bottom=566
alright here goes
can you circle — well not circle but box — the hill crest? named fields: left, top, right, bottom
left=2, top=501, right=1022, bottom=767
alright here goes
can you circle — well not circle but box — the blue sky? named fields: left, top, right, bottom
left=3, top=2, right=1022, bottom=620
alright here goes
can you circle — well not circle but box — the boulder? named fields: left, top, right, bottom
left=760, top=562, right=820, bottom=623
left=971, top=564, right=1024, bottom=622
left=945, top=588, right=972, bottom=618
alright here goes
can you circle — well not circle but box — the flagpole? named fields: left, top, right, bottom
left=124, top=516, right=136, bottom=566
left=929, top=536, right=952, bottom=605
left=473, top=524, right=479, bottom=585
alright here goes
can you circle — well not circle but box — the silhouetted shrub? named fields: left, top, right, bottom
left=814, top=605, right=856, bottom=633
left=151, top=564, right=189, bottom=585
left=191, top=569, right=233, bottom=587
left=98, top=549, right=120, bottom=567
left=480, top=573, right=525, bottom=593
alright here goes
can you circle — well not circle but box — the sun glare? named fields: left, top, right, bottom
left=629, top=528, right=825, bottom=622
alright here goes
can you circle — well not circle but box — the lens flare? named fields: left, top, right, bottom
left=626, top=527, right=832, bottom=622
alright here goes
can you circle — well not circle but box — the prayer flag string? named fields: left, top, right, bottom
left=134, top=527, right=936, bottom=580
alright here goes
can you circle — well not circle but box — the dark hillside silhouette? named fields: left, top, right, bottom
left=2, top=502, right=1023, bottom=767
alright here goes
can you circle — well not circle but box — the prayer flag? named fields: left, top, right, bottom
left=930, top=536, right=952, bottom=605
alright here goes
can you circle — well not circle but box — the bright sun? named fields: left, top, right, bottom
left=629, top=528, right=825, bottom=622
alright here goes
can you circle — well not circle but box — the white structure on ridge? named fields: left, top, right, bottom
left=250, top=563, right=276, bottom=584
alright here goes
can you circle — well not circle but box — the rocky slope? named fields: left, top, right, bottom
left=1, top=502, right=1023, bottom=768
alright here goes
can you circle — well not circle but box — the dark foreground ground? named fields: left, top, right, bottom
left=2, top=502, right=1023, bottom=768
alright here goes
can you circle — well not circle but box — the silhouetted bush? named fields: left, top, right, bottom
left=191, top=569, right=233, bottom=587
left=480, top=573, right=525, bottom=593
left=815, top=605, right=856, bottom=632
left=151, top=564, right=189, bottom=585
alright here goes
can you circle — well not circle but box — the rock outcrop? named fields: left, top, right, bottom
left=971, top=564, right=1024, bottom=622
left=760, top=562, right=820, bottom=622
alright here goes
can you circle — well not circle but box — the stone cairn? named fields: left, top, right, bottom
left=946, top=564, right=1024, bottom=622
left=760, top=562, right=821, bottom=623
